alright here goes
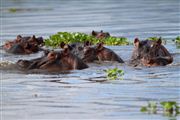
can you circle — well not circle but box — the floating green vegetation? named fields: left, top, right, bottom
left=147, top=36, right=167, bottom=44
left=140, top=101, right=179, bottom=117
left=175, top=36, right=180, bottom=44
left=160, top=101, right=180, bottom=116
left=140, top=101, right=157, bottom=114
left=8, top=8, right=53, bottom=13
left=147, top=37, right=160, bottom=41
left=8, top=8, right=18, bottom=13
left=104, top=68, right=124, bottom=80
left=45, top=32, right=129, bottom=47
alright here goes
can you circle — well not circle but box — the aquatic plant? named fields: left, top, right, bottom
left=160, top=101, right=180, bottom=116
left=147, top=36, right=166, bottom=45
left=8, top=8, right=53, bottom=13
left=140, top=101, right=157, bottom=114
left=147, top=37, right=160, bottom=41
left=175, top=36, right=180, bottom=44
left=140, top=101, right=179, bottom=117
left=45, top=32, right=129, bottom=47
left=104, top=68, right=124, bottom=80
left=8, top=8, right=18, bottom=13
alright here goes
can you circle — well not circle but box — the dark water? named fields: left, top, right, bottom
left=0, top=0, right=180, bottom=120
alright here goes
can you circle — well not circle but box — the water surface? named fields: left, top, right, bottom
left=0, top=0, right=180, bottom=120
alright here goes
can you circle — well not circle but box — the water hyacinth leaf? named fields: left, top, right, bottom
left=105, top=68, right=124, bottom=80
left=148, top=37, right=160, bottom=41
left=175, top=36, right=180, bottom=47
left=45, top=32, right=129, bottom=47
left=140, top=106, right=148, bottom=112
left=160, top=101, right=177, bottom=111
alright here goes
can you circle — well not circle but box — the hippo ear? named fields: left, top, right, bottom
left=60, top=42, right=65, bottom=48
left=157, top=37, right=162, bottom=45
left=63, top=44, right=72, bottom=51
left=92, top=30, right=97, bottom=36
left=17, top=35, right=22, bottom=39
left=84, top=41, right=92, bottom=47
left=32, top=35, right=36, bottom=39
left=96, top=42, right=104, bottom=50
left=134, top=38, right=140, bottom=47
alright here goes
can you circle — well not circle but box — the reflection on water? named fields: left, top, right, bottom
left=1, top=0, right=180, bottom=120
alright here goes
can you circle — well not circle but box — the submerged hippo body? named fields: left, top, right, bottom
left=3, top=35, right=44, bottom=54
left=82, top=42, right=124, bottom=63
left=91, top=30, right=110, bottom=39
left=17, top=49, right=88, bottom=72
left=130, top=38, right=173, bottom=67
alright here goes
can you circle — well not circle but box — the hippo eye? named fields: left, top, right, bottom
left=71, top=44, right=76, bottom=48
left=78, top=47, right=83, bottom=51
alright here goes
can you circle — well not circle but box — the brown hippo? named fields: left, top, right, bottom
left=59, top=41, right=90, bottom=59
left=82, top=42, right=124, bottom=63
left=130, top=38, right=173, bottom=67
left=17, top=48, right=88, bottom=71
left=3, top=35, right=44, bottom=54
left=4, top=42, right=39, bottom=54
left=91, top=30, right=110, bottom=39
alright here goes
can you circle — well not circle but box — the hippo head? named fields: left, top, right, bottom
left=92, top=30, right=110, bottom=39
left=15, top=35, right=31, bottom=43
left=131, top=38, right=151, bottom=61
left=82, top=42, right=124, bottom=63
left=141, top=38, right=173, bottom=66
left=15, top=35, right=23, bottom=43
left=3, top=41, right=14, bottom=50
left=28, top=35, right=44, bottom=46
left=82, top=41, right=98, bottom=63
left=130, top=38, right=173, bottom=66
left=60, top=42, right=73, bottom=50
left=59, top=48, right=88, bottom=70
left=60, top=42, right=86, bottom=59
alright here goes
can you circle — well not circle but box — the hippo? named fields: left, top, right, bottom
left=59, top=41, right=91, bottom=59
left=17, top=48, right=88, bottom=71
left=3, top=35, right=44, bottom=54
left=82, top=42, right=124, bottom=63
left=13, top=35, right=44, bottom=45
left=130, top=38, right=173, bottom=67
left=91, top=30, right=110, bottom=39
left=4, top=42, right=39, bottom=54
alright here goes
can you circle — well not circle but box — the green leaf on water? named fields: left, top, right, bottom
left=44, top=32, right=129, bottom=47
left=140, top=106, right=148, bottom=112
left=105, top=68, right=124, bottom=80
left=160, top=101, right=177, bottom=111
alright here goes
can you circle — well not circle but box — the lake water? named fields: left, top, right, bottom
left=0, top=0, right=180, bottom=120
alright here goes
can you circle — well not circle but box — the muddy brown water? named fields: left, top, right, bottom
left=0, top=0, right=180, bottom=120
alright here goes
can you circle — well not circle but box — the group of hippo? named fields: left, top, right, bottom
left=2, top=30, right=173, bottom=72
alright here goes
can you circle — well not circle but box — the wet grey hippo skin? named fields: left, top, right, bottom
left=91, top=30, right=110, bottom=39
left=82, top=42, right=124, bottom=63
left=130, top=38, right=173, bottom=66
left=60, top=42, right=86, bottom=59
left=3, top=35, right=44, bottom=54
left=17, top=48, right=88, bottom=71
